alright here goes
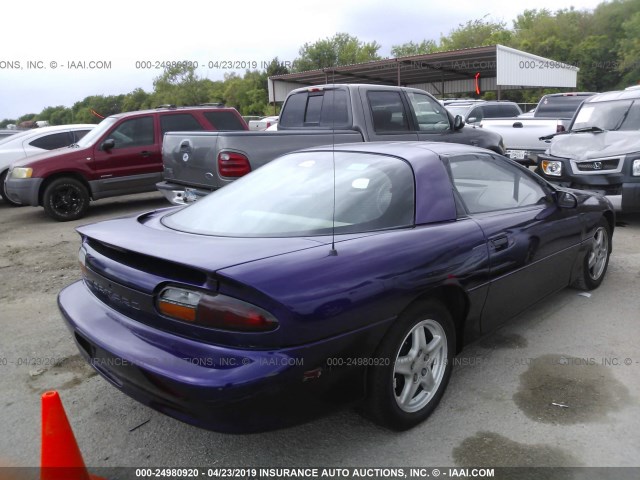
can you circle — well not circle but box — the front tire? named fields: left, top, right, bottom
left=42, top=177, right=90, bottom=221
left=574, top=218, right=611, bottom=290
left=0, top=170, right=22, bottom=206
left=363, top=299, right=455, bottom=430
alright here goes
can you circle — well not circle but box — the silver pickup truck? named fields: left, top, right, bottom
left=158, top=84, right=505, bottom=204
left=480, top=92, right=596, bottom=165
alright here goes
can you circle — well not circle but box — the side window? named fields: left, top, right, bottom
left=107, top=117, right=154, bottom=149
left=448, top=154, right=548, bottom=213
left=467, top=107, right=484, bottom=123
left=499, top=105, right=520, bottom=117
left=368, top=91, right=410, bottom=132
left=203, top=111, right=247, bottom=131
left=72, top=129, right=91, bottom=142
left=28, top=132, right=72, bottom=150
left=406, top=92, right=450, bottom=131
left=160, top=114, right=204, bottom=135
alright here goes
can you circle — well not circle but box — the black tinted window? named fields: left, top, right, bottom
left=160, top=114, right=204, bottom=135
left=279, top=90, right=350, bottom=128
left=72, top=130, right=91, bottom=142
left=108, top=116, right=154, bottom=149
left=203, top=111, right=246, bottom=131
left=368, top=91, right=410, bottom=132
left=498, top=104, right=521, bottom=117
left=28, top=132, right=72, bottom=150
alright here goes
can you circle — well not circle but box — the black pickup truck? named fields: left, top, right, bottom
left=158, top=84, right=505, bottom=204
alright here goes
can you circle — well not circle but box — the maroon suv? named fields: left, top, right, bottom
left=4, top=106, right=247, bottom=221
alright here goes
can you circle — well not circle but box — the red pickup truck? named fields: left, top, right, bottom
left=4, top=105, right=247, bottom=221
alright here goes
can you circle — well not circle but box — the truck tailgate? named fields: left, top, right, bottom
left=479, top=118, right=564, bottom=160
left=163, top=130, right=363, bottom=190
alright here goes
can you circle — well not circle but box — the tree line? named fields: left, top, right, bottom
left=2, top=0, right=639, bottom=127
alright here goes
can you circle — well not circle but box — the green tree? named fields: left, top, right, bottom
left=391, top=40, right=438, bottom=57
left=122, top=88, right=153, bottom=111
left=440, top=17, right=510, bottom=50
left=292, top=33, right=381, bottom=72
left=0, top=119, right=16, bottom=128
left=151, top=64, right=211, bottom=106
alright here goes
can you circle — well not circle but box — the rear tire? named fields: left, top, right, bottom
left=574, top=218, right=611, bottom=290
left=363, top=299, right=455, bottom=430
left=42, top=177, right=90, bottom=221
left=0, top=170, right=22, bottom=206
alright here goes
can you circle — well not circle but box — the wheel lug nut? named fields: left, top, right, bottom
left=413, top=373, right=418, bottom=382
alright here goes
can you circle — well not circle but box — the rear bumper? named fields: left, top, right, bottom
left=156, top=181, right=211, bottom=205
left=4, top=176, right=42, bottom=205
left=58, top=281, right=372, bottom=432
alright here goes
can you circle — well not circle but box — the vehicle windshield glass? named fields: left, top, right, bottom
left=162, top=151, right=415, bottom=237
left=76, top=117, right=117, bottom=147
left=572, top=100, right=640, bottom=131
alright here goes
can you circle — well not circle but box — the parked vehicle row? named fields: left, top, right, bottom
left=157, top=84, right=505, bottom=205
left=3, top=106, right=248, bottom=220
left=480, top=92, right=596, bottom=164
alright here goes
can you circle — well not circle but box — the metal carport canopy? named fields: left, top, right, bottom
left=268, top=44, right=579, bottom=102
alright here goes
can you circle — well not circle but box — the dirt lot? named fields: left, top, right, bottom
left=1, top=193, right=639, bottom=472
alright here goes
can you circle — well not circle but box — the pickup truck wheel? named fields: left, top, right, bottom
left=362, top=299, right=455, bottom=430
left=0, top=170, right=22, bottom=207
left=574, top=218, right=611, bottom=290
left=42, top=177, right=90, bottom=221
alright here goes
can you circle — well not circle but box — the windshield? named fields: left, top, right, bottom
left=163, top=151, right=415, bottom=237
left=572, top=100, right=640, bottom=131
left=76, top=117, right=117, bottom=148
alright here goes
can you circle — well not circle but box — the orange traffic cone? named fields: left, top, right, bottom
left=41, top=391, right=104, bottom=480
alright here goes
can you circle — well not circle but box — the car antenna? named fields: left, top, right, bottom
left=329, top=69, right=338, bottom=256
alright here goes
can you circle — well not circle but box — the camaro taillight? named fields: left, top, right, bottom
left=157, top=287, right=278, bottom=332
left=218, top=151, right=251, bottom=177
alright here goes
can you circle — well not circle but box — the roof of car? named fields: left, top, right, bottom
left=585, top=87, right=640, bottom=103
left=0, top=124, right=95, bottom=145
left=299, top=141, right=491, bottom=164
left=107, top=105, right=240, bottom=119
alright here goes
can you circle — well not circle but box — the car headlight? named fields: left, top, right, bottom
left=633, top=159, right=640, bottom=176
left=11, top=167, right=33, bottom=179
left=541, top=160, right=562, bottom=177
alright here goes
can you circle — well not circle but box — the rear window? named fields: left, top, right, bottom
left=203, top=111, right=247, bottom=131
left=163, top=151, right=415, bottom=237
left=535, top=95, right=593, bottom=118
left=279, top=90, right=350, bottom=128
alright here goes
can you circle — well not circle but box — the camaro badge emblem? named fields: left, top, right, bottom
left=593, top=161, right=602, bottom=170
left=183, top=153, right=190, bottom=162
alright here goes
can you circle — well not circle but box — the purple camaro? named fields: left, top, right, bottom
left=58, top=142, right=614, bottom=432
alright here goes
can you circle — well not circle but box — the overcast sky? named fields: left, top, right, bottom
left=0, top=0, right=606, bottom=120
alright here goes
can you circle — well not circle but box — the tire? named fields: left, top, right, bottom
left=574, top=218, right=611, bottom=290
left=0, top=170, right=22, bottom=207
left=363, top=299, right=455, bottom=430
left=42, top=177, right=90, bottom=221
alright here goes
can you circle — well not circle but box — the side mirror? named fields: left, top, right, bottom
left=467, top=117, right=477, bottom=124
left=101, top=138, right=115, bottom=151
left=453, top=115, right=465, bottom=130
left=557, top=191, right=578, bottom=209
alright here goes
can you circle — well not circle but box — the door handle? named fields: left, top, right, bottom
left=140, top=151, right=151, bottom=158
left=512, top=122, right=523, bottom=128
left=491, top=236, right=509, bottom=251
